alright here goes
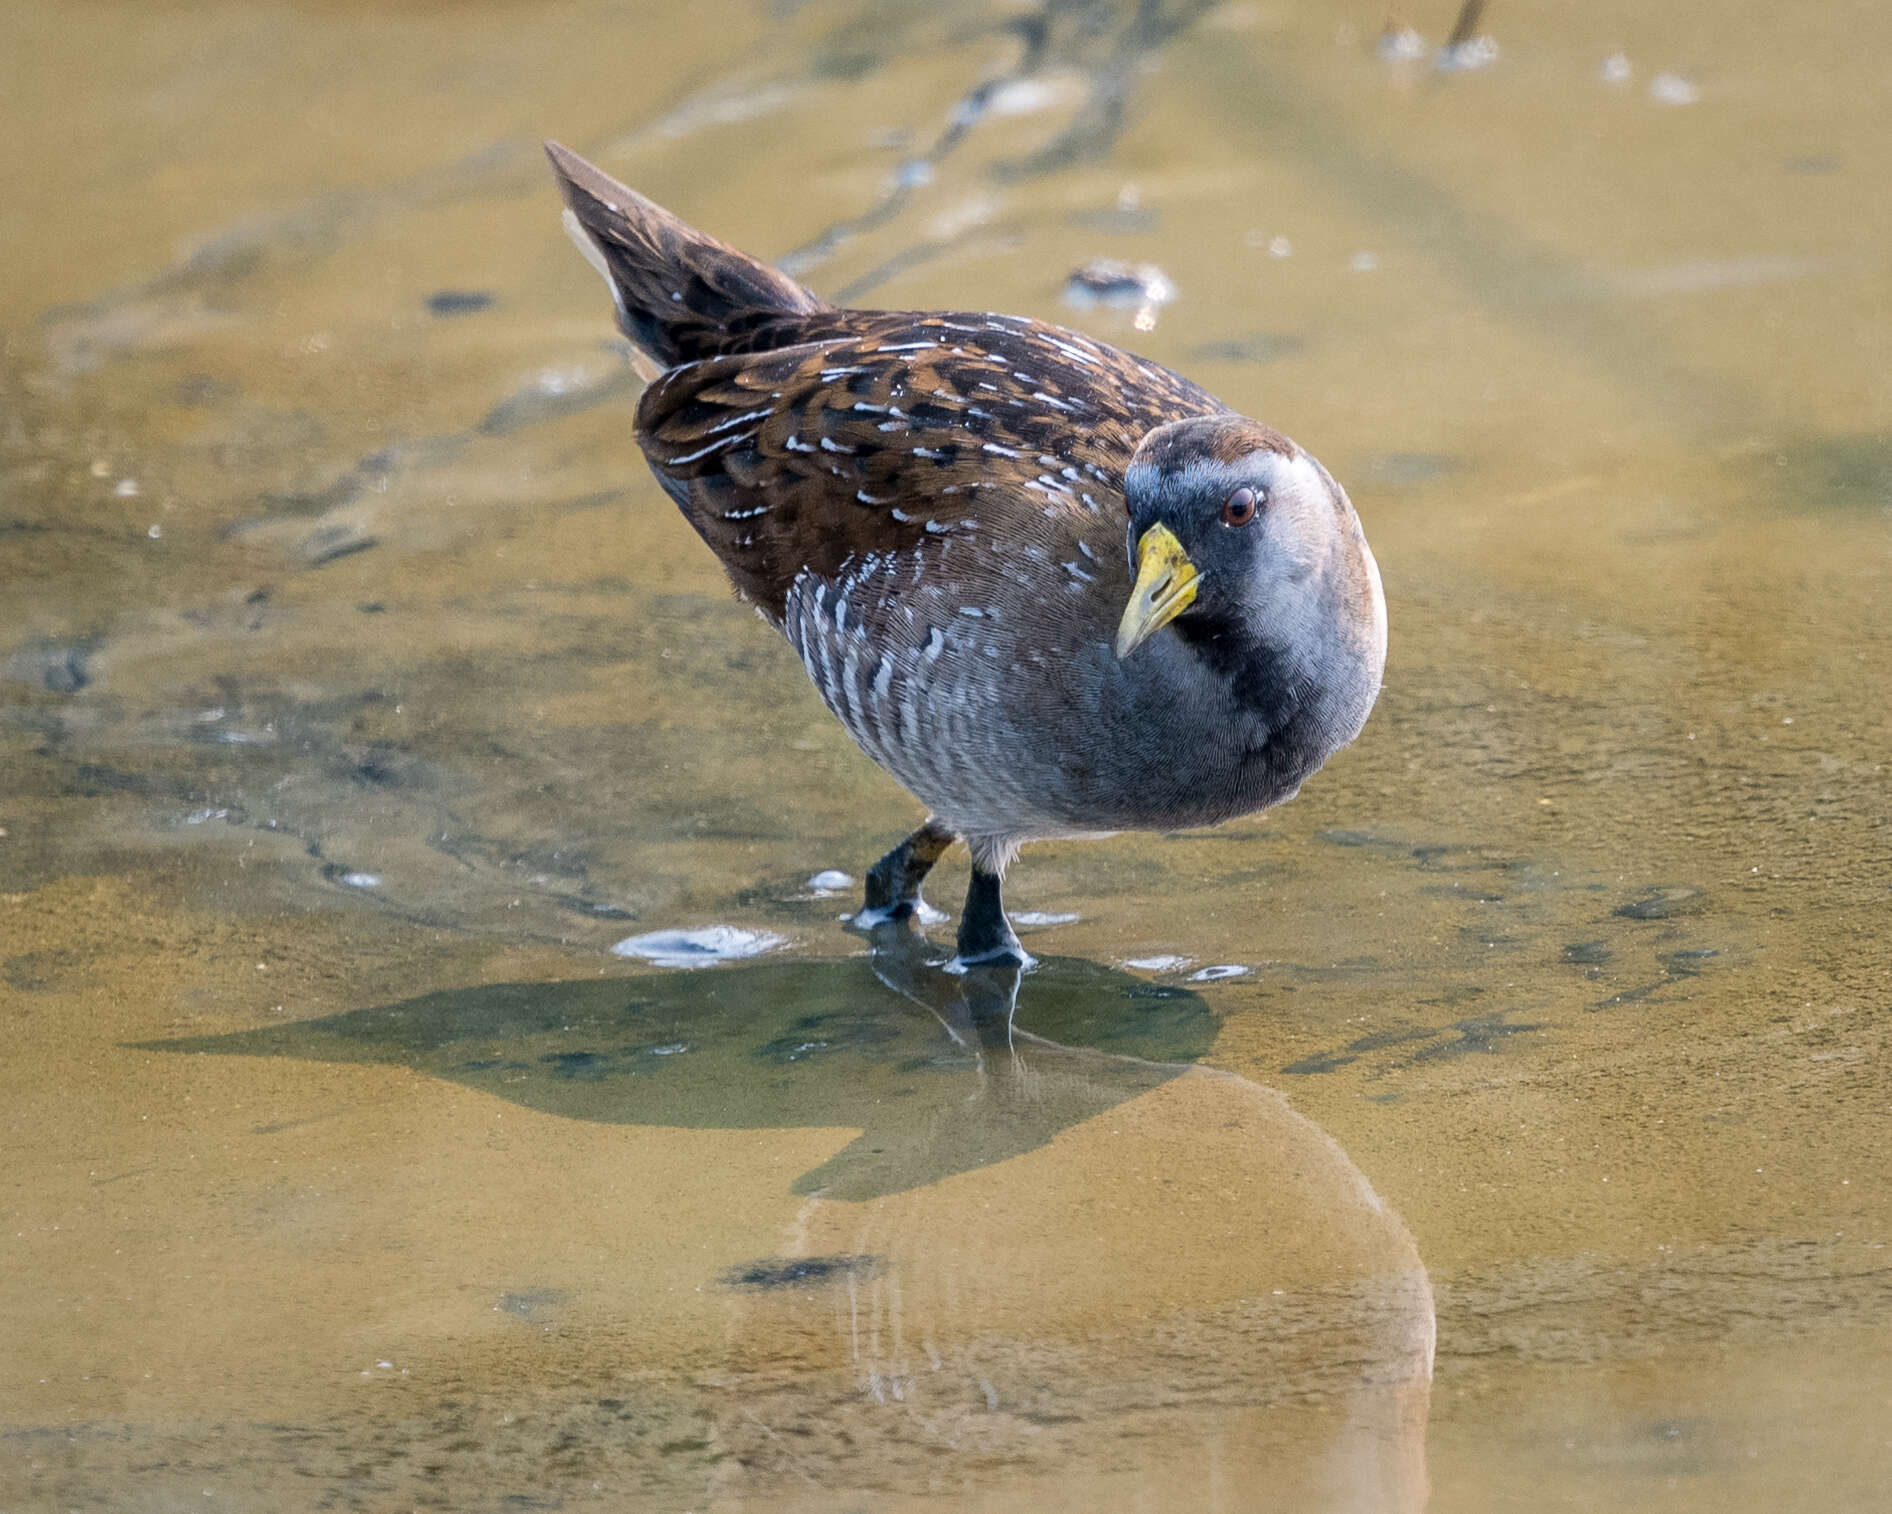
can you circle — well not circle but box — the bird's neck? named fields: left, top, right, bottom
left=1177, top=561, right=1384, bottom=773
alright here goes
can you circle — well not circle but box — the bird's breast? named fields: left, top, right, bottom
left=775, top=540, right=1375, bottom=840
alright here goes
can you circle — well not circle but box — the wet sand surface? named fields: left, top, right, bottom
left=3, top=1, right=1889, bottom=1508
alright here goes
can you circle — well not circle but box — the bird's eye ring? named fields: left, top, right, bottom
left=1221, top=486, right=1260, bottom=527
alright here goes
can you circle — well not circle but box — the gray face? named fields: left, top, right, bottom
left=1124, top=440, right=1362, bottom=656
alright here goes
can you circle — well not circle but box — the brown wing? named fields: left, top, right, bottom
left=635, top=310, right=1228, bottom=618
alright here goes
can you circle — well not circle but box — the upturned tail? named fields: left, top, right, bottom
left=544, top=140, right=828, bottom=371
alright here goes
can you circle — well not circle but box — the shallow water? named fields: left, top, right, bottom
left=3, top=1, right=1890, bottom=1508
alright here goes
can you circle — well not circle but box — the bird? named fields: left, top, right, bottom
left=544, top=141, right=1386, bottom=968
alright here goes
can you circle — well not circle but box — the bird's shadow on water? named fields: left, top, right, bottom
left=137, top=931, right=1215, bottom=1202
left=129, top=931, right=1438, bottom=1510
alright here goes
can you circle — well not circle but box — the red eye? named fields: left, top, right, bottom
left=1221, top=486, right=1260, bottom=527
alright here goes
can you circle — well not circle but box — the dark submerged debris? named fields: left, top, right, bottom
left=478, top=361, right=645, bottom=437
left=721, top=1255, right=880, bottom=1290
left=1436, top=0, right=1496, bottom=70
left=1614, top=885, right=1708, bottom=921
left=4, top=637, right=97, bottom=695
left=425, top=289, right=496, bottom=316
left=1187, top=333, right=1304, bottom=366
left=777, top=0, right=1222, bottom=275
left=1061, top=258, right=1175, bottom=330
left=299, top=525, right=380, bottom=568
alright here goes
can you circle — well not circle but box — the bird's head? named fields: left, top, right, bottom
left=1116, top=416, right=1384, bottom=684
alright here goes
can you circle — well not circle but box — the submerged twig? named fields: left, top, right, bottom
left=1442, top=0, right=1487, bottom=53
left=778, top=0, right=1219, bottom=276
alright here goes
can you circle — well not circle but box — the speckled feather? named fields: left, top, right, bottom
left=629, top=311, right=1255, bottom=838
left=546, top=140, right=1381, bottom=860
left=636, top=311, right=1229, bottom=618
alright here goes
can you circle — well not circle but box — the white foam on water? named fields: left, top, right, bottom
left=1013, top=911, right=1079, bottom=927
left=943, top=946, right=1037, bottom=975
left=339, top=872, right=381, bottom=889
left=1649, top=72, right=1698, bottom=106
left=851, top=899, right=949, bottom=929
left=1189, top=964, right=1252, bottom=982
left=1376, top=26, right=1426, bottom=61
left=1436, top=36, right=1499, bottom=72
left=1610, top=255, right=1830, bottom=297
left=986, top=76, right=1081, bottom=117
left=807, top=869, right=854, bottom=893
left=533, top=363, right=594, bottom=396
left=610, top=926, right=786, bottom=968
left=1124, top=954, right=1190, bottom=972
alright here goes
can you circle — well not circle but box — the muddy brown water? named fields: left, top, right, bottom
left=3, top=1, right=1890, bottom=1509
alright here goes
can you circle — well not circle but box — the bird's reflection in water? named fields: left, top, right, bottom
left=146, top=925, right=1433, bottom=1510
left=716, top=928, right=1434, bottom=1513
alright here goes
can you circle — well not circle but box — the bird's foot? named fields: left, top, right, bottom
left=943, top=941, right=1036, bottom=974
left=859, top=821, right=956, bottom=931
left=951, top=867, right=1034, bottom=971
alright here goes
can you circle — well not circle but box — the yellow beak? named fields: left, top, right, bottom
left=1115, top=524, right=1201, bottom=658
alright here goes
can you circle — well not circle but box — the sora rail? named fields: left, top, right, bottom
left=546, top=142, right=1386, bottom=966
